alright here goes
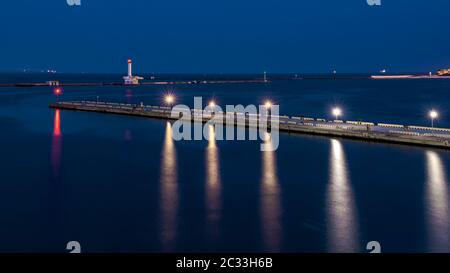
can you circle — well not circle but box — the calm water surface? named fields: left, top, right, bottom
left=0, top=74, right=449, bottom=252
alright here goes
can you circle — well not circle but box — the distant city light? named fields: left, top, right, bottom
left=332, top=107, right=342, bottom=120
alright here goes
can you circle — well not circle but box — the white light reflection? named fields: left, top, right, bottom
left=425, top=150, right=450, bottom=252
left=260, top=132, right=282, bottom=252
left=160, top=122, right=178, bottom=251
left=326, top=139, right=359, bottom=253
left=205, top=125, right=222, bottom=239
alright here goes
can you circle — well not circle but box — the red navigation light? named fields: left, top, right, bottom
left=128, top=59, right=132, bottom=64
left=54, top=87, right=62, bottom=95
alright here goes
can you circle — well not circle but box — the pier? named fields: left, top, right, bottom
left=50, top=101, right=450, bottom=150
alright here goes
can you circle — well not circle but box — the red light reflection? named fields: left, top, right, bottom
left=51, top=110, right=62, bottom=178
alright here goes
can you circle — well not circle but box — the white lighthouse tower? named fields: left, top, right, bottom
left=127, top=59, right=132, bottom=77
left=123, top=59, right=143, bottom=85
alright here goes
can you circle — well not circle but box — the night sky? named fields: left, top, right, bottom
left=1, top=0, right=449, bottom=73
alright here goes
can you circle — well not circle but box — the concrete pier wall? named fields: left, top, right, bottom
left=50, top=101, right=450, bottom=150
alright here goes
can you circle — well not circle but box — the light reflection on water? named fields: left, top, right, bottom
left=425, top=150, right=450, bottom=252
left=326, top=139, right=359, bottom=253
left=260, top=132, right=282, bottom=252
left=205, top=125, right=222, bottom=239
left=44, top=106, right=450, bottom=253
left=51, top=109, right=62, bottom=178
left=159, top=122, right=178, bottom=251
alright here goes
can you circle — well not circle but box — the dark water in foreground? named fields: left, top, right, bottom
left=0, top=74, right=449, bottom=253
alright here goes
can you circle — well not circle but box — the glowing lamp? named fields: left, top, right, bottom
left=332, top=107, right=342, bottom=120
left=429, top=110, right=439, bottom=128
left=165, top=95, right=174, bottom=104
left=429, top=110, right=438, bottom=119
left=54, top=88, right=62, bottom=95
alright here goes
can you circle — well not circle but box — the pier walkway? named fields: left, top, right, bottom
left=50, top=101, right=450, bottom=149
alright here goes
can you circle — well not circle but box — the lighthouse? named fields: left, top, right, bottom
left=127, top=59, right=132, bottom=77
left=123, top=59, right=143, bottom=85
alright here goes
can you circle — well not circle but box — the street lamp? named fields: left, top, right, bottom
left=429, top=110, right=438, bottom=128
left=209, top=100, right=216, bottom=108
left=264, top=100, right=272, bottom=109
left=332, top=107, right=342, bottom=120
left=165, top=95, right=174, bottom=105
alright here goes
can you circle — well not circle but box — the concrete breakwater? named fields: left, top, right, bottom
left=0, top=79, right=267, bottom=88
left=50, top=101, right=450, bottom=149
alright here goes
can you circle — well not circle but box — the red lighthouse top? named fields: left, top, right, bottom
left=127, top=59, right=132, bottom=64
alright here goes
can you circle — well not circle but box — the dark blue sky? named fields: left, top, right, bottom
left=1, top=0, right=449, bottom=73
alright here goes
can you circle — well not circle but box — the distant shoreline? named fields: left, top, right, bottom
left=1, top=73, right=450, bottom=88
left=371, top=75, right=450, bottom=80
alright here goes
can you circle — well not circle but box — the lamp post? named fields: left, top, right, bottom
left=332, top=107, right=342, bottom=121
left=429, top=110, right=438, bottom=128
left=264, top=100, right=273, bottom=116
left=165, top=95, right=174, bottom=106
